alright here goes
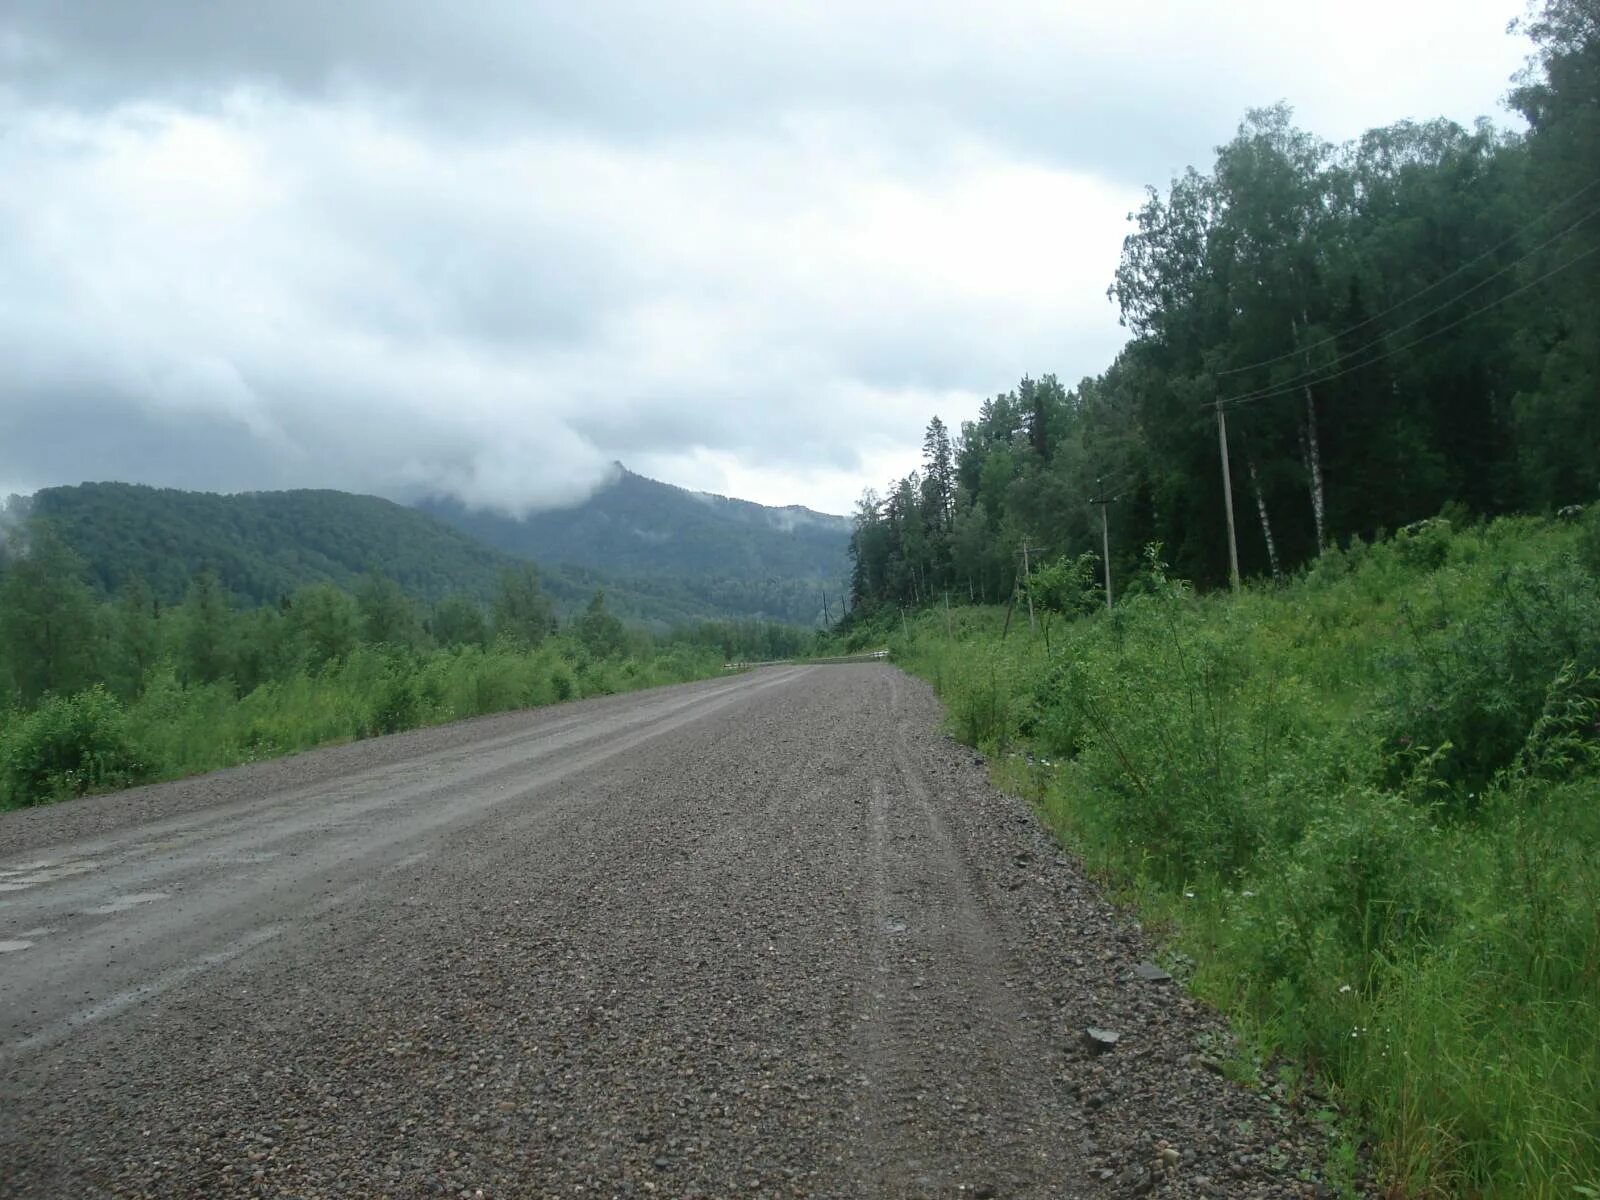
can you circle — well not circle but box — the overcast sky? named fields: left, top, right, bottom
left=1, top=1, right=1534, bottom=516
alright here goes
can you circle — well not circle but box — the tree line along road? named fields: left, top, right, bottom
left=0, top=665, right=1335, bottom=1198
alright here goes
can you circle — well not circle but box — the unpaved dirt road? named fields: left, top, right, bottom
left=1, top=666, right=1331, bottom=1198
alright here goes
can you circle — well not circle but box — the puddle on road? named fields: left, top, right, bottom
left=0, top=939, right=34, bottom=953
left=884, top=918, right=909, bottom=935
left=84, top=892, right=170, bottom=915
left=2, top=861, right=100, bottom=886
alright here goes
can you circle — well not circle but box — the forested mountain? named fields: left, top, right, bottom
left=418, top=465, right=852, bottom=582
left=849, top=0, right=1599, bottom=610
left=13, top=481, right=840, bottom=628
left=23, top=483, right=513, bottom=606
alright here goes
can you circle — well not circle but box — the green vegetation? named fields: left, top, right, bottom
left=840, top=21, right=1600, bottom=1188
left=23, top=483, right=515, bottom=607
left=854, top=511, right=1599, bottom=1198
left=14, top=481, right=845, bottom=628
left=849, top=2, right=1597, bottom=606
left=0, top=528, right=823, bottom=809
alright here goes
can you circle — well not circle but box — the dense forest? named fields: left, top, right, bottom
left=11, top=482, right=843, bottom=628
left=849, top=1, right=1598, bottom=609
left=19, top=484, right=515, bottom=606
left=0, top=521, right=820, bottom=706
left=0, top=520, right=821, bottom=806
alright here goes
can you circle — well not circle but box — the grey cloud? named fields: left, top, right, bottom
left=0, top=2, right=1528, bottom=514
left=0, top=390, right=295, bottom=496
left=0, top=381, right=611, bottom=516
left=2, top=0, right=1289, bottom=186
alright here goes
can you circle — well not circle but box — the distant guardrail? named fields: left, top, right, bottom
left=723, top=649, right=889, bottom=670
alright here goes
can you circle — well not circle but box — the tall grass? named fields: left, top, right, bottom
left=1, top=637, right=726, bottom=808
left=890, top=511, right=1600, bottom=1199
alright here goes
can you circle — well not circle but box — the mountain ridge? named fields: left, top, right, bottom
left=415, top=465, right=851, bottom=582
left=17, top=473, right=849, bottom=628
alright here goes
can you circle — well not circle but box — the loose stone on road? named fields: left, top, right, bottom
left=0, top=665, right=1333, bottom=1197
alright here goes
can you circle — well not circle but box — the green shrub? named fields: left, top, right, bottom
left=1577, top=502, right=1600, bottom=577
left=896, top=515, right=1600, bottom=1197
left=369, top=669, right=422, bottom=735
left=2, top=685, right=145, bottom=805
left=1380, top=557, right=1600, bottom=800
left=1393, top=516, right=1453, bottom=570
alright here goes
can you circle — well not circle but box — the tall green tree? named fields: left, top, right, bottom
left=0, top=525, right=98, bottom=702
left=575, top=589, right=626, bottom=657
left=111, top=576, right=161, bottom=696
left=355, top=568, right=420, bottom=648
left=290, top=583, right=360, bottom=668
left=492, top=564, right=554, bottom=648
left=430, top=594, right=490, bottom=649
left=179, top=570, right=234, bottom=686
left=922, top=416, right=955, bottom=532
left=1509, top=0, right=1600, bottom=507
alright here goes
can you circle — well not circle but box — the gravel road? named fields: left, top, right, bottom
left=1, top=665, right=1337, bottom=1198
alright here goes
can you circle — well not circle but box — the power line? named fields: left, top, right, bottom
left=1215, top=172, right=1600, bottom=379
left=1223, top=239, right=1600, bottom=410
left=1088, top=473, right=1138, bottom=504
left=1222, top=203, right=1600, bottom=406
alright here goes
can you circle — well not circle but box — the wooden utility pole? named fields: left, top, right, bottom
left=1090, top=478, right=1114, bottom=610
left=1020, top=543, right=1037, bottom=636
left=944, top=590, right=953, bottom=638
left=1215, top=403, right=1241, bottom=591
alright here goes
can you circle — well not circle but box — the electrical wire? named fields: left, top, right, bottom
left=1222, top=239, right=1600, bottom=410
left=1087, top=474, right=1136, bottom=504
left=1221, top=203, right=1600, bottom=406
left=1214, top=172, right=1600, bottom=378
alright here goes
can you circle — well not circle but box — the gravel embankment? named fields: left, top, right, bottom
left=0, top=664, right=1342, bottom=1198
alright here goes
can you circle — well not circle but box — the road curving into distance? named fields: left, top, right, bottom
left=0, top=665, right=1334, bottom=1198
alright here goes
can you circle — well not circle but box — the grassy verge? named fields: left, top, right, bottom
left=0, top=637, right=726, bottom=809
left=873, top=512, right=1600, bottom=1199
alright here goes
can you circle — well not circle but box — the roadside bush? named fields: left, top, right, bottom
left=470, top=650, right=524, bottom=715
left=369, top=668, right=422, bottom=736
left=915, top=638, right=1038, bottom=752
left=896, top=513, right=1600, bottom=1197
left=2, top=685, right=145, bottom=805
left=549, top=663, right=576, bottom=701
left=1279, top=786, right=1454, bottom=971
left=1577, top=502, right=1600, bottom=576
left=1393, top=516, right=1454, bottom=570
left=1380, top=555, right=1600, bottom=800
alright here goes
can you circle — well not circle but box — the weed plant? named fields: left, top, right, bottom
left=889, top=510, right=1600, bottom=1199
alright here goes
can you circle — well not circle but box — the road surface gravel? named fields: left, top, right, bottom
left=0, top=665, right=1340, bottom=1198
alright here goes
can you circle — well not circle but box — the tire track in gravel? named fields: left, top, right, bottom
left=857, top=669, right=1079, bottom=1196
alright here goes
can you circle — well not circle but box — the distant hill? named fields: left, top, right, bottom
left=22, top=481, right=844, bottom=628
left=27, top=483, right=513, bottom=607
left=417, top=465, right=852, bottom=582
